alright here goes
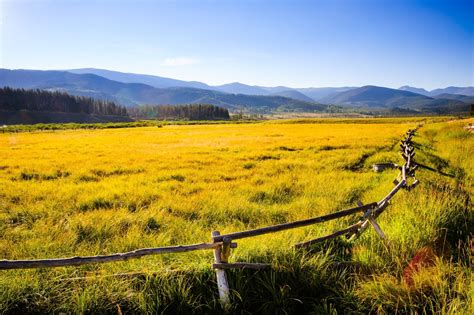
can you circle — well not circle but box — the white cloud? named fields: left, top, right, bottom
left=161, top=57, right=200, bottom=66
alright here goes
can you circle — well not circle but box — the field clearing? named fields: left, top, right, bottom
left=0, top=118, right=472, bottom=313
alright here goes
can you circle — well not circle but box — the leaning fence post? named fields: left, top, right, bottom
left=368, top=217, right=387, bottom=239
left=211, top=231, right=231, bottom=308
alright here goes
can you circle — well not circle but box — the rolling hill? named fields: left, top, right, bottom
left=434, top=93, right=474, bottom=104
left=399, top=85, right=474, bottom=97
left=295, top=87, right=357, bottom=101
left=320, top=85, right=430, bottom=107
left=430, top=86, right=474, bottom=97
left=321, top=85, right=469, bottom=113
left=269, top=89, right=315, bottom=102
left=212, top=82, right=269, bottom=95
left=399, top=86, right=431, bottom=96
left=68, top=68, right=211, bottom=89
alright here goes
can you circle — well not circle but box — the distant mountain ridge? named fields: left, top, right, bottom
left=430, top=86, right=474, bottom=97
left=213, top=82, right=269, bottom=95
left=295, top=87, right=356, bottom=101
left=66, top=68, right=356, bottom=101
left=321, top=85, right=469, bottom=113
left=0, top=69, right=327, bottom=113
left=68, top=68, right=474, bottom=98
left=67, top=68, right=474, bottom=100
left=68, top=68, right=211, bottom=90
left=269, top=90, right=315, bottom=102
left=434, top=93, right=474, bottom=104
left=1, top=68, right=471, bottom=114
left=399, top=85, right=474, bottom=97
left=399, top=86, right=431, bottom=96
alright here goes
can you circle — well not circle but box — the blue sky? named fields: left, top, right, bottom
left=1, top=0, right=473, bottom=89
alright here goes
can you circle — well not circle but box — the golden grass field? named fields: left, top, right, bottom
left=0, top=117, right=472, bottom=314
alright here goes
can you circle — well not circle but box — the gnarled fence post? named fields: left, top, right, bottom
left=211, top=231, right=231, bottom=308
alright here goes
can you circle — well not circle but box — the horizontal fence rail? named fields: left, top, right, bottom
left=295, top=222, right=363, bottom=248
left=212, top=203, right=377, bottom=242
left=0, top=242, right=230, bottom=270
left=0, top=127, right=421, bottom=307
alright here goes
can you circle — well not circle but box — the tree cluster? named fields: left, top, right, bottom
left=130, top=104, right=230, bottom=120
left=0, top=87, right=128, bottom=116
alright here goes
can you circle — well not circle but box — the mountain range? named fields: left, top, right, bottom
left=0, top=69, right=326, bottom=112
left=399, top=85, right=474, bottom=97
left=0, top=68, right=472, bottom=114
left=319, top=85, right=469, bottom=113
left=68, top=68, right=356, bottom=101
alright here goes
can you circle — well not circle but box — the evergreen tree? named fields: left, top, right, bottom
left=0, top=87, right=129, bottom=116
left=129, top=104, right=230, bottom=120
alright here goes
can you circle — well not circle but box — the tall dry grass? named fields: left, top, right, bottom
left=0, top=117, right=471, bottom=313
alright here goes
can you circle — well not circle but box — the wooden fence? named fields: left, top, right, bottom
left=0, top=128, right=420, bottom=307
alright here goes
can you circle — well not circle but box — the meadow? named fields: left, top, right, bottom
left=0, top=117, right=472, bottom=314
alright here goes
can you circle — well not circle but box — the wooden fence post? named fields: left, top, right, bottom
left=221, top=237, right=231, bottom=263
left=211, top=231, right=231, bottom=308
left=368, top=217, right=386, bottom=239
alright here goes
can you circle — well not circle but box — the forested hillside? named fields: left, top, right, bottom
left=0, top=87, right=128, bottom=116
left=129, top=104, right=230, bottom=120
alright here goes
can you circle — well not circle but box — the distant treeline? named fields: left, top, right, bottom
left=130, top=104, right=230, bottom=120
left=0, top=87, right=128, bottom=116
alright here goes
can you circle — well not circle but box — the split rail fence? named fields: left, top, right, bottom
left=0, top=128, right=420, bottom=307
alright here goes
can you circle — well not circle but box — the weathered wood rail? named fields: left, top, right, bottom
left=211, top=203, right=377, bottom=242
left=0, top=127, right=421, bottom=307
left=0, top=242, right=236, bottom=270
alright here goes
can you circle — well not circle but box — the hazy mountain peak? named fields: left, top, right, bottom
left=213, top=82, right=268, bottom=95
left=68, top=68, right=212, bottom=89
left=430, top=86, right=474, bottom=97
left=399, top=85, right=431, bottom=96
left=269, top=89, right=315, bottom=102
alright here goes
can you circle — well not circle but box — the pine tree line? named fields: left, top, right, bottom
left=0, top=87, right=128, bottom=116
left=129, top=104, right=230, bottom=120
